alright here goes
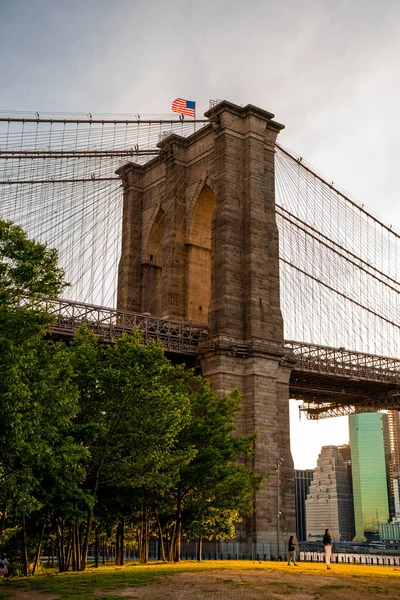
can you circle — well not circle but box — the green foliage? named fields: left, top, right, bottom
left=0, top=333, right=83, bottom=518
left=101, top=334, right=192, bottom=488
left=0, top=219, right=262, bottom=572
left=0, top=219, right=66, bottom=307
left=177, top=379, right=263, bottom=539
left=63, top=327, right=196, bottom=567
left=68, top=326, right=192, bottom=493
left=0, top=219, right=85, bottom=573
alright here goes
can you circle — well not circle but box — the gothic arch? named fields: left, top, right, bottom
left=186, top=174, right=215, bottom=232
left=146, top=207, right=164, bottom=266
left=185, top=184, right=215, bottom=324
left=141, top=207, right=165, bottom=314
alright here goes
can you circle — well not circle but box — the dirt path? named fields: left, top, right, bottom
left=10, top=592, right=60, bottom=600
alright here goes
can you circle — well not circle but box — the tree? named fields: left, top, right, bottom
left=67, top=328, right=193, bottom=569
left=157, top=378, right=262, bottom=562
left=0, top=218, right=262, bottom=573
left=0, top=220, right=83, bottom=575
left=0, top=219, right=65, bottom=308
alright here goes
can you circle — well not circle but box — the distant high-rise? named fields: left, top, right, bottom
left=388, top=411, right=400, bottom=520
left=349, top=413, right=390, bottom=541
left=306, top=445, right=354, bottom=542
left=295, top=469, right=314, bottom=541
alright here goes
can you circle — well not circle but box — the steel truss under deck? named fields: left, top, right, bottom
left=284, top=341, right=400, bottom=418
left=17, top=297, right=400, bottom=418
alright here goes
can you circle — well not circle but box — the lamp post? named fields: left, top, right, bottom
left=276, top=457, right=284, bottom=558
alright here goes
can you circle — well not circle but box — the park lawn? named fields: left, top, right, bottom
left=0, top=560, right=400, bottom=600
left=0, top=563, right=186, bottom=600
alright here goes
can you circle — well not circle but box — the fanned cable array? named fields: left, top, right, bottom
left=276, top=144, right=400, bottom=357
left=1, top=111, right=399, bottom=359
left=0, top=112, right=207, bottom=306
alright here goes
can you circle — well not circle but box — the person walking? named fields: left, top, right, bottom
left=287, top=535, right=298, bottom=566
left=323, top=528, right=332, bottom=569
left=0, top=554, right=8, bottom=577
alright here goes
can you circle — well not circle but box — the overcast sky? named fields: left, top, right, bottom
left=1, top=0, right=399, bottom=468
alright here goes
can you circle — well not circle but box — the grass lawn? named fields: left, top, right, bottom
left=1, top=560, right=400, bottom=600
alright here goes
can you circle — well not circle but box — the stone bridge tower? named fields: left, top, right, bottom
left=116, top=101, right=295, bottom=544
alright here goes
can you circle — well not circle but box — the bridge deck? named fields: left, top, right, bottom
left=22, top=297, right=400, bottom=418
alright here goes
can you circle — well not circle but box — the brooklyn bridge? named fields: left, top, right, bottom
left=1, top=100, right=399, bottom=545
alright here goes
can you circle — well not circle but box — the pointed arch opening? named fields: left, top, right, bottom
left=186, top=184, right=214, bottom=324
left=141, top=207, right=165, bottom=315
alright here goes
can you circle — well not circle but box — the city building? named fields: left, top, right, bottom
left=381, top=521, right=400, bottom=543
left=295, top=469, right=314, bottom=541
left=349, top=413, right=390, bottom=541
left=306, top=445, right=354, bottom=542
left=388, top=411, right=400, bottom=520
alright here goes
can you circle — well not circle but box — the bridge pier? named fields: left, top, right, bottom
left=199, top=336, right=295, bottom=542
left=116, top=100, right=296, bottom=543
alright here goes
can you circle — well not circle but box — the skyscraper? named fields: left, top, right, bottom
left=306, top=445, right=354, bottom=542
left=349, top=413, right=390, bottom=541
left=295, top=469, right=314, bottom=541
left=387, top=410, right=400, bottom=520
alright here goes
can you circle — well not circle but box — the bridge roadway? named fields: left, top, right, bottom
left=33, top=297, right=400, bottom=419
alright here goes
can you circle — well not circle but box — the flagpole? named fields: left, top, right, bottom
left=194, top=102, right=196, bottom=133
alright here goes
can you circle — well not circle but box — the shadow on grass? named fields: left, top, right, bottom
left=0, top=563, right=179, bottom=600
left=0, top=562, right=234, bottom=600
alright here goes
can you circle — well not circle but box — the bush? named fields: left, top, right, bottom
left=5, top=562, right=23, bottom=578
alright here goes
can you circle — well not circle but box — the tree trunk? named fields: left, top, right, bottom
left=75, top=523, right=81, bottom=571
left=144, top=516, right=149, bottom=564
left=174, top=517, right=181, bottom=562
left=197, top=536, right=203, bottom=561
left=120, top=521, right=125, bottom=566
left=56, top=523, right=65, bottom=572
left=72, top=523, right=80, bottom=571
left=165, top=530, right=170, bottom=562
left=65, top=528, right=72, bottom=572
left=80, top=507, right=93, bottom=570
left=94, top=528, right=99, bottom=568
left=71, top=528, right=76, bottom=572
left=137, top=530, right=141, bottom=564
left=116, top=522, right=120, bottom=565
left=81, top=450, right=109, bottom=571
left=60, top=520, right=66, bottom=572
left=173, top=498, right=181, bottom=563
left=167, top=522, right=176, bottom=563
left=139, top=500, right=145, bottom=564
left=156, top=511, right=166, bottom=562
left=115, top=521, right=125, bottom=565
left=0, top=508, right=6, bottom=544
left=22, top=513, right=29, bottom=576
left=115, top=523, right=120, bottom=565
left=32, top=516, right=47, bottom=575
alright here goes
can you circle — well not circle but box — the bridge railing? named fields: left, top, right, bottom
left=19, top=297, right=209, bottom=355
left=15, top=297, right=400, bottom=382
left=284, top=340, right=400, bottom=384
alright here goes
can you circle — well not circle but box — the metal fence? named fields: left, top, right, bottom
left=86, top=540, right=400, bottom=566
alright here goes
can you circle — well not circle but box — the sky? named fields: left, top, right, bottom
left=1, top=0, right=399, bottom=469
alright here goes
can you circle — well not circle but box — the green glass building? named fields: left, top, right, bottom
left=349, top=413, right=389, bottom=542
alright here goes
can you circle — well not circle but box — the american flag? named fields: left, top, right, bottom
left=171, top=98, right=196, bottom=117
